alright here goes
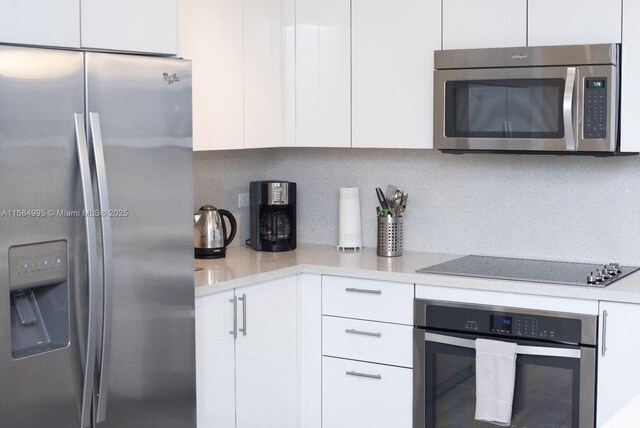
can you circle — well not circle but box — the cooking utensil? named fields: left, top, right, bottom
left=389, top=190, right=403, bottom=216
left=376, top=187, right=389, bottom=210
left=386, top=185, right=398, bottom=202
left=396, top=193, right=408, bottom=217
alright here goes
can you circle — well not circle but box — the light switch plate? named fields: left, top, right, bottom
left=238, top=192, right=250, bottom=208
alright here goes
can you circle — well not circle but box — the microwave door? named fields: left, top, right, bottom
left=434, top=66, right=577, bottom=152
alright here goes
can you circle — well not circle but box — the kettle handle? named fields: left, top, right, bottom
left=217, top=209, right=237, bottom=246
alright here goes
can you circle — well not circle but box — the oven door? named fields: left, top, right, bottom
left=434, top=65, right=616, bottom=152
left=413, top=329, right=596, bottom=428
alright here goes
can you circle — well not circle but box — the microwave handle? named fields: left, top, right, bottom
left=564, top=67, right=577, bottom=151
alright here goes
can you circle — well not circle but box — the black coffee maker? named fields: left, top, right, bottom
left=249, top=181, right=296, bottom=252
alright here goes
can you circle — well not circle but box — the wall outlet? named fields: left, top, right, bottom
left=238, top=192, right=250, bottom=208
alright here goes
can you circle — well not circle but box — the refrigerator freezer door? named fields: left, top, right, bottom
left=0, top=46, right=87, bottom=427
left=86, top=53, right=195, bottom=427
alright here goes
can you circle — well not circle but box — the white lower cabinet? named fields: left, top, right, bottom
left=196, top=274, right=321, bottom=428
left=321, top=276, right=414, bottom=427
left=322, top=357, right=413, bottom=428
left=322, top=316, right=413, bottom=368
left=195, top=289, right=236, bottom=427
left=596, top=301, right=640, bottom=427
left=235, top=277, right=298, bottom=428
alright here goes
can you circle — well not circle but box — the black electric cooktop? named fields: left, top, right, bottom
left=417, top=255, right=639, bottom=287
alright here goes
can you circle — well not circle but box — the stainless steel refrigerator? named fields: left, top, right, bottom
left=0, top=45, right=196, bottom=427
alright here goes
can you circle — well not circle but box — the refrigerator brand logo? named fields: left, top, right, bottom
left=511, top=54, right=528, bottom=60
left=163, top=73, right=180, bottom=84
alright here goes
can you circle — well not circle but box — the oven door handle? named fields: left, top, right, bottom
left=425, top=332, right=581, bottom=359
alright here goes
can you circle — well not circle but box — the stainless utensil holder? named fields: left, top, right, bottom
left=377, top=216, right=403, bottom=257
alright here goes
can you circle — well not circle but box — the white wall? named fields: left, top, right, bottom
left=194, top=148, right=640, bottom=265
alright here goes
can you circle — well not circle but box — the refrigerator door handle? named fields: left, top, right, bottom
left=74, top=113, right=100, bottom=428
left=89, top=112, right=113, bottom=424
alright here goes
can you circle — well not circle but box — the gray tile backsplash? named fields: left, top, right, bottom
left=194, top=148, right=640, bottom=265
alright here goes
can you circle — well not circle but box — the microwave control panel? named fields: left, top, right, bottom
left=583, top=78, right=607, bottom=139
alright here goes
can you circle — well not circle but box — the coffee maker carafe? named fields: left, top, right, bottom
left=249, top=181, right=296, bottom=252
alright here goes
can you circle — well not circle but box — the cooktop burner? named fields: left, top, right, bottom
left=417, top=255, right=639, bottom=287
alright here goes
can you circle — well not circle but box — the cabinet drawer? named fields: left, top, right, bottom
left=322, top=276, right=413, bottom=324
left=322, top=356, right=412, bottom=428
left=322, top=316, right=413, bottom=368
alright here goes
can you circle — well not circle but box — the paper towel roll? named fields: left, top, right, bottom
left=337, top=187, right=362, bottom=250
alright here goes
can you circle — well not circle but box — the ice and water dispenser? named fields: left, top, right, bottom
left=9, top=240, right=69, bottom=359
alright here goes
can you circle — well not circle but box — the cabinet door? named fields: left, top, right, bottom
left=322, top=357, right=413, bottom=428
left=296, top=0, right=351, bottom=147
left=443, top=0, right=526, bottom=49
left=297, top=274, right=322, bottom=428
left=352, top=0, right=441, bottom=149
left=244, top=0, right=285, bottom=148
left=235, top=277, right=298, bottom=428
left=528, top=0, right=621, bottom=46
left=181, top=0, right=244, bottom=151
left=195, top=290, right=236, bottom=428
left=597, top=301, right=640, bottom=426
left=621, top=1, right=640, bottom=152
left=81, top=0, right=178, bottom=54
left=0, top=0, right=79, bottom=48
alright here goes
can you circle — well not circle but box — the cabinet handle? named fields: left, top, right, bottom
left=238, top=294, right=247, bottom=336
left=229, top=296, right=238, bottom=338
left=346, top=371, right=382, bottom=380
left=345, top=329, right=382, bottom=338
left=601, top=309, right=608, bottom=357
left=345, top=287, right=382, bottom=295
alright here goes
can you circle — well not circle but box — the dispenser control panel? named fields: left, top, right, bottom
left=9, top=240, right=68, bottom=291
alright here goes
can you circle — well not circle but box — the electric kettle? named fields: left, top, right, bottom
left=194, top=205, right=237, bottom=259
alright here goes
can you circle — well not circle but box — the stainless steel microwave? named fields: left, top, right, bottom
left=434, top=44, right=623, bottom=153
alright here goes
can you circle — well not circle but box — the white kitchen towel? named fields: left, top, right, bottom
left=475, top=338, right=518, bottom=426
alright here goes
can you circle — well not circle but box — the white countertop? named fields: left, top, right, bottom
left=194, top=243, right=640, bottom=303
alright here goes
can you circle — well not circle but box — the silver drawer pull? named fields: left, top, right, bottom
left=345, top=329, right=382, bottom=338
left=346, top=371, right=382, bottom=380
left=345, top=287, right=382, bottom=295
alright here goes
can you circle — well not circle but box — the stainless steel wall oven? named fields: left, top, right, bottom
left=413, top=300, right=598, bottom=427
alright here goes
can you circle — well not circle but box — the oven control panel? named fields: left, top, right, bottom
left=490, top=314, right=556, bottom=339
left=424, top=304, right=585, bottom=345
left=487, top=312, right=568, bottom=340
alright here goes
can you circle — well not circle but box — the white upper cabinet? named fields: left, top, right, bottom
left=528, top=0, right=621, bottom=47
left=181, top=0, right=245, bottom=151
left=182, top=0, right=290, bottom=150
left=295, top=0, right=351, bottom=147
left=1, top=1, right=178, bottom=54
left=621, top=0, right=640, bottom=153
left=243, top=0, right=286, bottom=149
left=352, top=0, right=441, bottom=149
left=0, top=0, right=80, bottom=48
left=442, top=0, right=526, bottom=49
left=80, top=0, right=178, bottom=54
